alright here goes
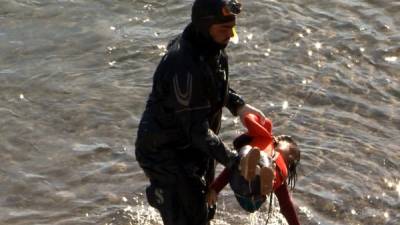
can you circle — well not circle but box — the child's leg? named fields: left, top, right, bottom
left=259, top=151, right=275, bottom=196
left=239, top=145, right=260, bottom=181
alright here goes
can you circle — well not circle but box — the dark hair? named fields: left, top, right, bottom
left=232, top=134, right=252, bottom=150
left=274, top=135, right=300, bottom=190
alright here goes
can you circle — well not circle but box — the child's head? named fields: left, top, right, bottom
left=233, top=133, right=252, bottom=150
left=274, top=135, right=300, bottom=189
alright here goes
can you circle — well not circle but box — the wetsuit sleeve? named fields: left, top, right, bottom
left=209, top=168, right=231, bottom=193
left=275, top=184, right=301, bottom=225
left=205, top=159, right=216, bottom=187
left=225, top=88, right=245, bottom=116
left=189, top=119, right=238, bottom=168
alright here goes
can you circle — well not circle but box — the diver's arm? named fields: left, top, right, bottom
left=189, top=120, right=238, bottom=168
left=225, top=88, right=246, bottom=116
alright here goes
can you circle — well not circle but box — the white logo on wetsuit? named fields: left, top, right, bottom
left=154, top=188, right=164, bottom=205
left=173, top=73, right=192, bottom=106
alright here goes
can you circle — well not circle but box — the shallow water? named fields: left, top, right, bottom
left=0, top=0, right=399, bottom=225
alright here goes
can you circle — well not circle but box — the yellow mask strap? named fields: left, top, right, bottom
left=230, top=26, right=239, bottom=44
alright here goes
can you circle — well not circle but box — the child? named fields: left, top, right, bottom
left=207, top=113, right=301, bottom=225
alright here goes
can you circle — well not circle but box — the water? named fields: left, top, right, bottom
left=0, top=0, right=399, bottom=224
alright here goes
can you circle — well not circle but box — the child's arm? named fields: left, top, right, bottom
left=209, top=168, right=231, bottom=193
left=243, top=114, right=273, bottom=143
left=275, top=184, right=301, bottom=225
left=207, top=168, right=231, bottom=205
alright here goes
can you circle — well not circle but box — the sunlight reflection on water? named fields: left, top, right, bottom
left=1, top=0, right=399, bottom=225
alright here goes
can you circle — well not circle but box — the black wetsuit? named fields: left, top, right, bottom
left=135, top=23, right=245, bottom=225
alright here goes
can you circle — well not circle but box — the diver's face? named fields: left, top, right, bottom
left=209, top=21, right=236, bottom=45
left=276, top=141, right=300, bottom=166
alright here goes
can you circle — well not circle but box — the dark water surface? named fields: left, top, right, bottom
left=0, top=0, right=399, bottom=224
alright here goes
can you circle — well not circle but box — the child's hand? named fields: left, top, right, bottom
left=207, top=188, right=218, bottom=206
left=237, top=104, right=266, bottom=124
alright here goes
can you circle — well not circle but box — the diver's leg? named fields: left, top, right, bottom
left=145, top=182, right=188, bottom=225
left=177, top=176, right=211, bottom=225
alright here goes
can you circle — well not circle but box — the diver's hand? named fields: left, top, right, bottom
left=206, top=188, right=218, bottom=206
left=237, top=104, right=266, bottom=124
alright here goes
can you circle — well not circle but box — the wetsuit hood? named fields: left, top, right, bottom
left=190, top=0, right=241, bottom=52
left=182, top=23, right=226, bottom=57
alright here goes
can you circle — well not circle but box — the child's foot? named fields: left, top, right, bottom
left=239, top=146, right=260, bottom=181
left=260, top=166, right=274, bottom=195
left=259, top=151, right=274, bottom=195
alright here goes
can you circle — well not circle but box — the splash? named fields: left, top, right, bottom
left=246, top=33, right=254, bottom=41
left=383, top=178, right=400, bottom=198
left=125, top=202, right=162, bottom=225
left=383, top=177, right=400, bottom=197
left=384, top=56, right=397, bottom=63
left=299, top=206, right=314, bottom=220
left=107, top=46, right=117, bottom=52
left=156, top=44, right=166, bottom=50
left=144, top=4, right=153, bottom=11
left=210, top=219, right=230, bottom=225
left=282, top=101, right=289, bottom=110
left=314, top=42, right=322, bottom=50
left=264, top=48, right=271, bottom=57
left=129, top=17, right=140, bottom=22
left=396, top=180, right=400, bottom=198
left=156, top=44, right=167, bottom=56
left=384, top=212, right=389, bottom=219
left=248, top=205, right=289, bottom=225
